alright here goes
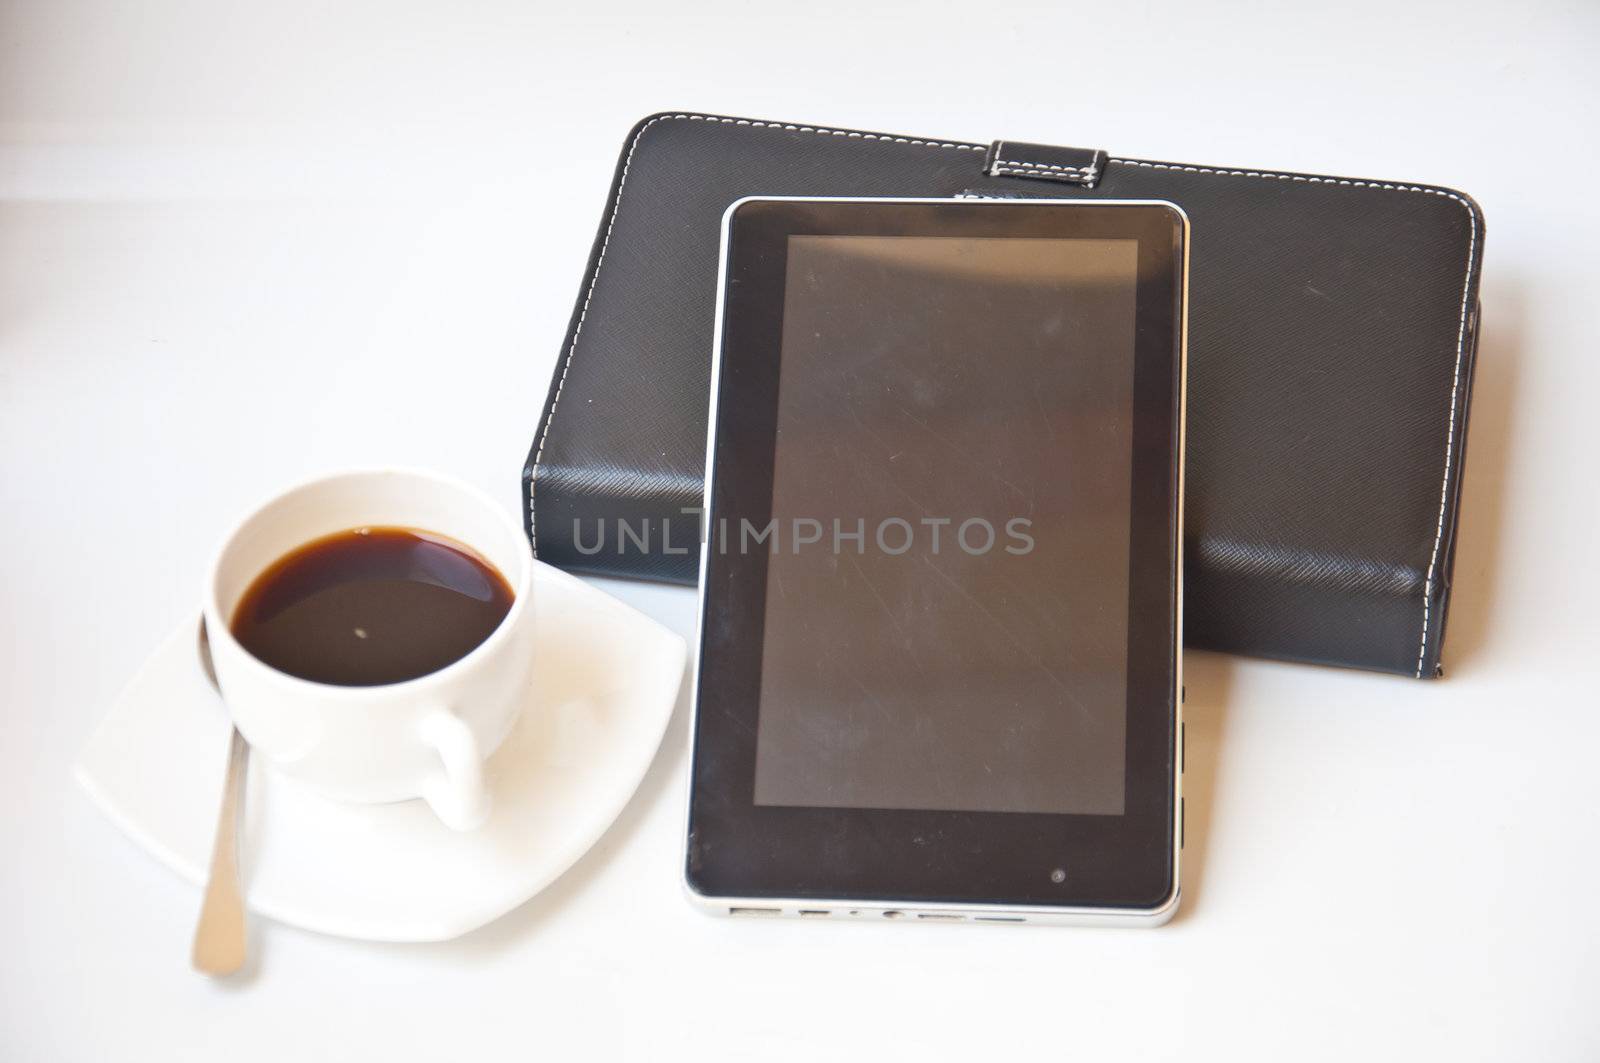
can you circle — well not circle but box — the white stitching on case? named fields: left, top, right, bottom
left=1110, top=156, right=1479, bottom=677
left=528, top=114, right=985, bottom=553
left=992, top=164, right=1097, bottom=181
left=994, top=158, right=1096, bottom=173
left=987, top=150, right=1099, bottom=181
left=1106, top=157, right=1474, bottom=204
left=1419, top=204, right=1476, bottom=677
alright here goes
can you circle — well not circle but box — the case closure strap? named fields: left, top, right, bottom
left=985, top=140, right=1106, bottom=188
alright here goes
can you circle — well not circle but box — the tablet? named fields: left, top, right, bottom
left=687, top=197, right=1188, bottom=925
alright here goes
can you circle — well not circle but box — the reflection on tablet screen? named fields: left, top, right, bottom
left=753, top=235, right=1139, bottom=816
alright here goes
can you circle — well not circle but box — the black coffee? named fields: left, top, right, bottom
left=232, top=526, right=514, bottom=686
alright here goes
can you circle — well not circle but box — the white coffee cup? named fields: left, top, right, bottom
left=202, top=468, right=536, bottom=830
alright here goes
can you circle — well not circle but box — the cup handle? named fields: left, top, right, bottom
left=417, top=708, right=491, bottom=831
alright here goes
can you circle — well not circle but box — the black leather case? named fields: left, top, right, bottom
left=522, top=112, right=1484, bottom=678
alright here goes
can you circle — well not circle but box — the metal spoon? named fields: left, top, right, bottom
left=191, top=618, right=249, bottom=976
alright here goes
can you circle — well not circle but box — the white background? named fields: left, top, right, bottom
left=3, top=1, right=1597, bottom=1059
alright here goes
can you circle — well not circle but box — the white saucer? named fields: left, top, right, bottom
left=74, top=561, right=686, bottom=943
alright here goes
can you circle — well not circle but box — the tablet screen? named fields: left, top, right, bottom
left=752, top=234, right=1140, bottom=816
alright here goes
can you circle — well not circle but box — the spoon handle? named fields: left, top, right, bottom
left=192, top=727, right=249, bottom=976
